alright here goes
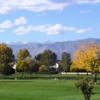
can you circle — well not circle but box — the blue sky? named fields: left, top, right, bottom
left=0, top=0, right=100, bottom=43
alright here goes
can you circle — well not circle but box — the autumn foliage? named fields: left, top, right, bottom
left=72, top=43, right=100, bottom=72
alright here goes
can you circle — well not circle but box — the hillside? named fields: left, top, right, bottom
left=8, top=38, right=100, bottom=59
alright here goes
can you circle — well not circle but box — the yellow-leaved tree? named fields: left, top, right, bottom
left=72, top=43, right=100, bottom=73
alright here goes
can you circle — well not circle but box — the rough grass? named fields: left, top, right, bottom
left=0, top=80, right=100, bottom=100
left=1, top=73, right=100, bottom=79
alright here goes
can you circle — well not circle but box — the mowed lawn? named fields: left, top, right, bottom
left=0, top=80, right=100, bottom=100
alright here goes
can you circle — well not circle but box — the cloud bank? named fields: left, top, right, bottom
left=0, top=17, right=27, bottom=32
left=0, top=0, right=100, bottom=14
left=51, top=0, right=100, bottom=4
left=14, top=17, right=27, bottom=25
left=13, top=24, right=92, bottom=35
left=0, top=17, right=92, bottom=35
left=0, top=0, right=67, bottom=14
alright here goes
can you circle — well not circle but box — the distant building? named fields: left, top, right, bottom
left=13, top=63, right=16, bottom=71
left=50, top=60, right=61, bottom=69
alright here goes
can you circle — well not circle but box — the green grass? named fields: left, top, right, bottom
left=0, top=73, right=100, bottom=81
left=0, top=80, right=100, bottom=100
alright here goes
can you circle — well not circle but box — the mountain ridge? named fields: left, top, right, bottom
left=6, top=38, right=100, bottom=59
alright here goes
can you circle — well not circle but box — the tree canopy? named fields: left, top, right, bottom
left=35, top=50, right=57, bottom=72
left=39, top=50, right=57, bottom=69
left=60, top=52, right=71, bottom=72
left=16, top=60, right=30, bottom=73
left=72, top=43, right=100, bottom=72
left=0, top=43, right=15, bottom=75
left=17, top=48, right=31, bottom=61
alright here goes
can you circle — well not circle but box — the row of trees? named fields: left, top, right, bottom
left=16, top=49, right=71, bottom=74
left=0, top=43, right=100, bottom=75
left=0, top=43, right=71, bottom=75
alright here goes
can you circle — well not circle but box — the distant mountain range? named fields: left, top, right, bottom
left=7, top=38, right=100, bottom=59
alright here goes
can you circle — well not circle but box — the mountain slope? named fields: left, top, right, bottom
left=8, top=38, right=100, bottom=59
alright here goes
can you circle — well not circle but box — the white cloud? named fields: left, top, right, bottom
left=0, top=18, right=92, bottom=35
left=0, top=6, right=11, bottom=14
left=0, top=0, right=67, bottom=14
left=44, top=24, right=63, bottom=35
left=0, top=0, right=100, bottom=14
left=0, top=20, right=13, bottom=28
left=75, top=0, right=100, bottom=4
left=55, top=0, right=100, bottom=4
left=13, top=24, right=92, bottom=35
left=0, top=17, right=27, bottom=31
left=76, top=28, right=91, bottom=33
left=14, top=17, right=27, bottom=25
left=13, top=26, right=30, bottom=35
left=30, top=24, right=76, bottom=35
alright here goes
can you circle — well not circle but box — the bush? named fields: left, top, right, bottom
left=39, top=65, right=47, bottom=73
left=71, top=68, right=87, bottom=72
left=75, top=78, right=94, bottom=100
left=2, top=67, right=15, bottom=75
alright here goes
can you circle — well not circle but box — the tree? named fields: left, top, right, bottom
left=35, top=53, right=42, bottom=61
left=0, top=43, right=15, bottom=75
left=39, top=65, right=47, bottom=73
left=17, top=48, right=31, bottom=61
left=36, top=50, right=57, bottom=70
left=75, top=78, right=94, bottom=100
left=42, top=50, right=57, bottom=67
left=26, top=57, right=40, bottom=73
left=72, top=43, right=100, bottom=73
left=60, top=52, right=71, bottom=72
left=16, top=60, right=30, bottom=74
left=2, top=65, right=15, bottom=75
left=16, top=48, right=31, bottom=74
left=29, top=61, right=40, bottom=73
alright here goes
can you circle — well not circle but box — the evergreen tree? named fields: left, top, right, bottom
left=61, top=52, right=71, bottom=72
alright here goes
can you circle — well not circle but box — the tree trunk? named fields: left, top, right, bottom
left=22, top=72, right=24, bottom=76
left=94, top=73, right=97, bottom=84
left=77, top=72, right=79, bottom=76
left=86, top=71, right=88, bottom=76
left=84, top=94, right=90, bottom=100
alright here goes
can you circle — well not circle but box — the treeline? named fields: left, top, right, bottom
left=0, top=43, right=100, bottom=76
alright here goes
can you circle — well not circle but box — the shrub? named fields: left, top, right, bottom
left=75, top=78, right=94, bottom=100
left=39, top=65, right=47, bottom=73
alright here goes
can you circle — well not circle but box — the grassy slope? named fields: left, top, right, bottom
left=0, top=80, right=100, bottom=100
